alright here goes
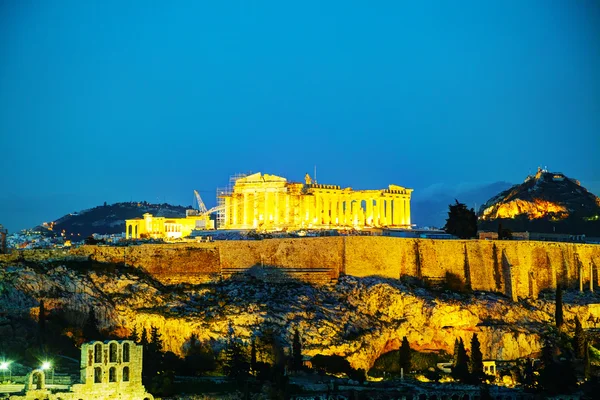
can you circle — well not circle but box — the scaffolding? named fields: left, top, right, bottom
left=216, top=173, right=247, bottom=229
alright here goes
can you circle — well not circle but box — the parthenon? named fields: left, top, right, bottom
left=221, top=172, right=412, bottom=230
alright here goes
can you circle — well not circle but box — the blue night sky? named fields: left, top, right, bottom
left=1, top=0, right=599, bottom=231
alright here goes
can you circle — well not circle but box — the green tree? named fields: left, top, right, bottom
left=149, top=326, right=163, bottom=353
left=224, top=338, right=249, bottom=380
left=555, top=285, right=564, bottom=329
left=573, top=315, right=585, bottom=358
left=469, top=334, right=484, bottom=382
left=129, top=325, right=139, bottom=343
left=144, top=326, right=165, bottom=381
left=140, top=326, right=149, bottom=347
left=452, top=338, right=460, bottom=366
left=451, top=338, right=471, bottom=383
left=584, top=340, right=591, bottom=381
left=292, top=329, right=302, bottom=371
left=444, top=200, right=477, bottom=239
left=522, top=358, right=535, bottom=388
left=398, top=336, right=412, bottom=374
left=184, top=333, right=216, bottom=376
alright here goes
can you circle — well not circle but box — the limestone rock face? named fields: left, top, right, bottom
left=0, top=261, right=597, bottom=372
left=479, top=169, right=600, bottom=221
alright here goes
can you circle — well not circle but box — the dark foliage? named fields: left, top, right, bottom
left=444, top=200, right=477, bottom=239
left=538, top=340, right=577, bottom=394
left=573, top=315, right=586, bottom=358
left=398, top=336, right=412, bottom=373
left=223, top=338, right=249, bottom=380
left=183, top=333, right=216, bottom=376
left=451, top=338, right=470, bottom=383
left=292, top=329, right=302, bottom=372
left=555, top=285, right=564, bottom=329
left=469, top=334, right=484, bottom=382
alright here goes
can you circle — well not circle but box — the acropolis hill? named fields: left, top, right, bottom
left=4, top=237, right=599, bottom=299
left=2, top=238, right=600, bottom=372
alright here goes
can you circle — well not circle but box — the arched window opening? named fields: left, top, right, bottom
left=109, top=367, right=116, bottom=382
left=94, top=343, right=102, bottom=364
left=123, top=366, right=130, bottom=382
left=94, top=367, right=102, bottom=383
left=123, top=343, right=130, bottom=362
left=109, top=343, right=117, bottom=362
left=32, top=372, right=44, bottom=390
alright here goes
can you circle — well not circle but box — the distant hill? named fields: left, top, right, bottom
left=478, top=169, right=600, bottom=235
left=37, top=202, right=191, bottom=238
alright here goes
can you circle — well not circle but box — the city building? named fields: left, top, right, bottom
left=220, top=172, right=412, bottom=230
left=125, top=212, right=213, bottom=239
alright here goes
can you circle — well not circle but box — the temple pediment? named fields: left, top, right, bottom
left=236, top=172, right=287, bottom=183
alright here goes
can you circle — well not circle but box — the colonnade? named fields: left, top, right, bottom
left=125, top=222, right=140, bottom=239
left=223, top=190, right=411, bottom=229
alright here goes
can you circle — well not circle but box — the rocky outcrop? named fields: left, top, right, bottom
left=2, top=259, right=599, bottom=372
left=479, top=168, right=600, bottom=221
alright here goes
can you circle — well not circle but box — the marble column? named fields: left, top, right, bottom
left=243, top=192, right=249, bottom=226
left=366, top=198, right=373, bottom=225
left=405, top=197, right=411, bottom=227
left=315, top=194, right=322, bottom=225
left=392, top=198, right=401, bottom=226
left=385, top=198, right=392, bottom=226
left=323, top=195, right=330, bottom=225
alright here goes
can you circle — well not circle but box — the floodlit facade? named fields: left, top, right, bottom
left=221, top=172, right=412, bottom=230
left=125, top=212, right=213, bottom=239
left=9, top=340, right=153, bottom=400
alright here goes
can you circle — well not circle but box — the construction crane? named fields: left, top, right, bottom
left=193, top=190, right=208, bottom=214
left=187, top=190, right=226, bottom=230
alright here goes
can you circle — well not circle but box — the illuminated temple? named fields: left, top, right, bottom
left=125, top=172, right=413, bottom=238
left=220, top=172, right=412, bottom=230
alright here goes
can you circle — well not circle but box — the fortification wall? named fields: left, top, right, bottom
left=4, top=238, right=599, bottom=297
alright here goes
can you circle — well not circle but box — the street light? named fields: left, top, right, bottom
left=0, top=361, right=11, bottom=382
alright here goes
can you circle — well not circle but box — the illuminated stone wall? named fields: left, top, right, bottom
left=8, top=239, right=600, bottom=298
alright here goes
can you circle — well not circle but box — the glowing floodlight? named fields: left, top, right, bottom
left=41, top=361, right=52, bottom=370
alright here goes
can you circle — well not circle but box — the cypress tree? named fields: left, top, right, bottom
left=140, top=326, right=149, bottom=347
left=573, top=315, right=585, bottom=358
left=149, top=326, right=163, bottom=353
left=129, top=325, right=139, bottom=343
left=451, top=338, right=471, bottom=383
left=584, top=340, right=591, bottom=381
left=452, top=338, right=460, bottom=366
left=399, top=336, right=412, bottom=374
left=555, top=285, right=564, bottom=329
left=469, top=334, right=484, bottom=382
left=292, top=329, right=302, bottom=371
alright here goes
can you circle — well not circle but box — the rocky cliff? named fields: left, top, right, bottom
left=477, top=169, right=600, bottom=236
left=1, top=257, right=599, bottom=372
